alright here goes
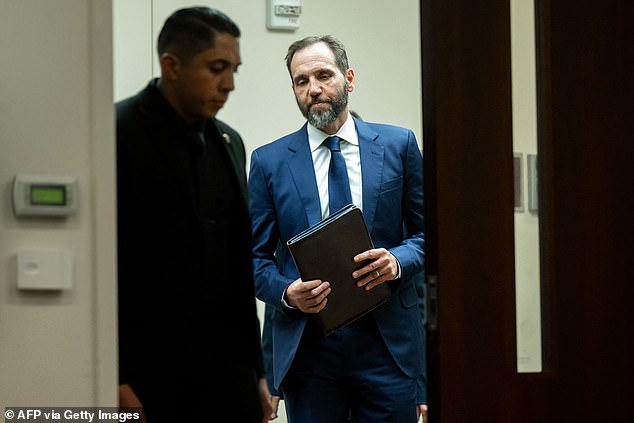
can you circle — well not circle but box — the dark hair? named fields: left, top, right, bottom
left=157, top=7, right=240, bottom=63
left=285, top=35, right=349, bottom=78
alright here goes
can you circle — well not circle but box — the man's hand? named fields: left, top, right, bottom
left=352, top=248, right=398, bottom=290
left=268, top=395, right=281, bottom=420
left=417, top=404, right=428, bottom=423
left=257, top=378, right=274, bottom=423
left=284, top=278, right=331, bottom=313
left=118, top=384, right=146, bottom=423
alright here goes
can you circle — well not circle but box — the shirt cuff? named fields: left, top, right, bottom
left=281, top=287, right=298, bottom=309
left=394, top=255, right=402, bottom=280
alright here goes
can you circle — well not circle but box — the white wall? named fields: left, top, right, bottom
left=510, top=0, right=542, bottom=373
left=114, top=0, right=424, bottom=154
left=0, top=0, right=117, bottom=408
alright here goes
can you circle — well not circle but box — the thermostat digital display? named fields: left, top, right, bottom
left=31, top=185, right=67, bottom=206
left=13, top=174, right=77, bottom=217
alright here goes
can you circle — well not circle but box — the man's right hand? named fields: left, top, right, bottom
left=268, top=395, right=281, bottom=420
left=284, top=278, right=330, bottom=313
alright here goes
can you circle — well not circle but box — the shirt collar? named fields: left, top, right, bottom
left=307, top=113, right=359, bottom=153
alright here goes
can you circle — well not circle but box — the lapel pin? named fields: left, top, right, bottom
left=222, top=133, right=231, bottom=144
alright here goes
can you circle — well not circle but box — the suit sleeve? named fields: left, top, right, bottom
left=387, top=129, right=425, bottom=283
left=247, top=149, right=294, bottom=310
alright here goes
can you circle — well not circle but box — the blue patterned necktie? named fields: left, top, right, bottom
left=325, top=136, right=353, bottom=215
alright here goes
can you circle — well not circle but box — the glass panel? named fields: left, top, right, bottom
left=510, top=0, right=543, bottom=373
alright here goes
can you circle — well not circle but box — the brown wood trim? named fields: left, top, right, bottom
left=422, top=0, right=518, bottom=420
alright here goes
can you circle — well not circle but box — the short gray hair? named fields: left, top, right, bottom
left=285, top=35, right=349, bottom=79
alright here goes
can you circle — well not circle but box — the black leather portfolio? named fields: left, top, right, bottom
left=287, top=204, right=391, bottom=335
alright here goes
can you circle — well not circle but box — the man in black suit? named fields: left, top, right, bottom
left=116, top=7, right=271, bottom=422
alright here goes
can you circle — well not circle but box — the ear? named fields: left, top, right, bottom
left=345, top=68, right=355, bottom=92
left=159, top=53, right=180, bottom=81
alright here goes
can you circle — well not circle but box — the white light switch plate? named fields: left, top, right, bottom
left=17, top=249, right=73, bottom=290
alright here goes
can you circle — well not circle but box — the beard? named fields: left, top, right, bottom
left=297, top=83, right=349, bottom=130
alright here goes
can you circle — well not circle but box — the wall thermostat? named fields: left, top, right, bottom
left=266, top=0, right=301, bottom=31
left=12, top=174, right=78, bottom=217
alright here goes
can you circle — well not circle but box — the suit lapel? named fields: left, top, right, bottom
left=356, top=120, right=384, bottom=233
left=287, top=127, right=322, bottom=226
left=211, top=123, right=249, bottom=205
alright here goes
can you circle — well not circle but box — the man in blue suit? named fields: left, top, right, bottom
left=248, top=35, right=426, bottom=422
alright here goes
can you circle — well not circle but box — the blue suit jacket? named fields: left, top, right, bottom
left=248, top=117, right=425, bottom=397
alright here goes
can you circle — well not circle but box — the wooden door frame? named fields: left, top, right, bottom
left=421, top=0, right=520, bottom=420
left=421, top=0, right=633, bottom=421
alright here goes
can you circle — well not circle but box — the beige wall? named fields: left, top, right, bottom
left=510, top=0, right=542, bottom=373
left=0, top=0, right=117, bottom=408
left=114, top=0, right=424, bottom=154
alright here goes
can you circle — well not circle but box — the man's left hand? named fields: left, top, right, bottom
left=352, top=248, right=397, bottom=290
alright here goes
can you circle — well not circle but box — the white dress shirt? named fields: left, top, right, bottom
left=281, top=113, right=400, bottom=309
left=307, top=113, right=362, bottom=219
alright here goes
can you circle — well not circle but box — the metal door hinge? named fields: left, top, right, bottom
left=425, top=274, right=438, bottom=331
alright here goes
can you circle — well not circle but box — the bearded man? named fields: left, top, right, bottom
left=247, top=35, right=427, bottom=423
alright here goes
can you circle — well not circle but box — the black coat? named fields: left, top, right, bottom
left=116, top=80, right=264, bottom=422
